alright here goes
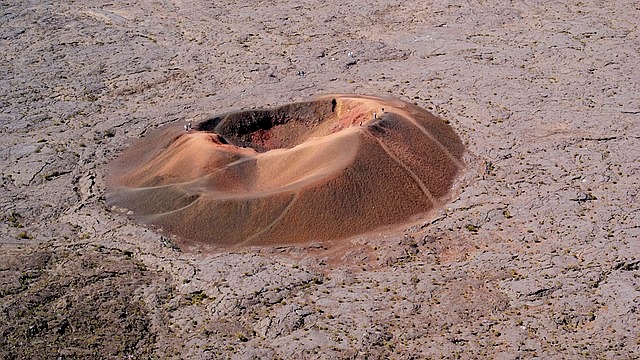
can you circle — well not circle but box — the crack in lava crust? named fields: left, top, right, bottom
left=105, top=94, right=466, bottom=248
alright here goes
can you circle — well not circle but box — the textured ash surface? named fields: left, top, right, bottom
left=1, top=0, right=639, bottom=359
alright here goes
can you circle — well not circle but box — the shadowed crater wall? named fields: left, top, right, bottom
left=105, top=94, right=465, bottom=247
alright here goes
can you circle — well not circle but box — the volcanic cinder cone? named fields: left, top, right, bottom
left=106, top=94, right=465, bottom=247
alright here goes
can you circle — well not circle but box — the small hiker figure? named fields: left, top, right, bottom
left=184, top=122, right=192, bottom=132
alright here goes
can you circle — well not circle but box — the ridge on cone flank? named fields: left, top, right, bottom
left=105, top=94, right=466, bottom=248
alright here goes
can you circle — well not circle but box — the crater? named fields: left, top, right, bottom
left=105, top=94, right=465, bottom=248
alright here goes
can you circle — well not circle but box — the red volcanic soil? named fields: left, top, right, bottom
left=106, top=94, right=465, bottom=247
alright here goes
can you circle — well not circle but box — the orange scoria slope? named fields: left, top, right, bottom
left=106, top=94, right=465, bottom=247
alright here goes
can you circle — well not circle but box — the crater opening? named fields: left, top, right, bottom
left=199, top=99, right=331, bottom=152
left=198, top=97, right=379, bottom=152
left=105, top=94, right=466, bottom=248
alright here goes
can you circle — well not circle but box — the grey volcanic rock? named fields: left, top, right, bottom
left=1, top=0, right=639, bottom=359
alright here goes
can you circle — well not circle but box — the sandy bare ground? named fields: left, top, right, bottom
left=1, top=0, right=639, bottom=358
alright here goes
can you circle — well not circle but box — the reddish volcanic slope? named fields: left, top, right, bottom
left=105, top=94, right=465, bottom=247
